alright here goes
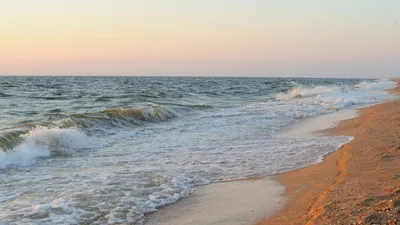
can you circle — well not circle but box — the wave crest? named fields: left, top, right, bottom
left=103, top=105, right=175, bottom=122
left=354, top=79, right=396, bottom=90
left=0, top=105, right=175, bottom=166
left=0, top=126, right=89, bottom=168
left=276, top=86, right=334, bottom=100
left=55, top=105, right=176, bottom=131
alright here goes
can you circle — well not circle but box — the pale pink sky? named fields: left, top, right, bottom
left=1, top=0, right=399, bottom=77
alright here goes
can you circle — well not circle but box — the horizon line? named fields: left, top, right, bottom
left=0, top=74, right=392, bottom=79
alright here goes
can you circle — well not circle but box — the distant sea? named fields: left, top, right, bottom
left=0, top=76, right=395, bottom=224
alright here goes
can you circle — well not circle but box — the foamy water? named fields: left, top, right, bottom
left=0, top=77, right=396, bottom=224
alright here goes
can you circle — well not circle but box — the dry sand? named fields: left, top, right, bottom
left=259, top=80, right=400, bottom=225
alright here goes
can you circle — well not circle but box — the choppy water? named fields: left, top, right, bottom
left=0, top=76, right=396, bottom=224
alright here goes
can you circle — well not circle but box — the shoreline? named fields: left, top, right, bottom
left=259, top=79, right=400, bottom=224
left=144, top=79, right=400, bottom=225
left=144, top=108, right=358, bottom=225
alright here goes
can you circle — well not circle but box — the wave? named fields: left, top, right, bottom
left=0, top=126, right=89, bottom=169
left=28, top=96, right=71, bottom=100
left=0, top=105, right=175, bottom=157
left=275, top=79, right=395, bottom=101
left=275, top=86, right=335, bottom=100
left=159, top=102, right=214, bottom=110
left=104, top=105, right=175, bottom=122
left=0, top=92, right=13, bottom=97
left=54, top=105, right=176, bottom=131
left=353, top=79, right=396, bottom=90
left=0, top=129, right=28, bottom=151
left=0, top=82, right=18, bottom=88
left=95, top=97, right=111, bottom=102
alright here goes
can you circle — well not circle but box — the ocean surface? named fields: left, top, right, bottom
left=0, top=76, right=396, bottom=224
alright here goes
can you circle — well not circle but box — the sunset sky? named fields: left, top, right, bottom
left=1, top=0, right=399, bottom=77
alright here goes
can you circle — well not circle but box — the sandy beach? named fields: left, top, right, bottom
left=260, top=80, right=400, bottom=224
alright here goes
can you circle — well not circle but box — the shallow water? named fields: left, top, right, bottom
left=0, top=77, right=395, bottom=224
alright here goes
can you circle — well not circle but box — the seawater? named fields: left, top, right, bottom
left=0, top=77, right=396, bottom=224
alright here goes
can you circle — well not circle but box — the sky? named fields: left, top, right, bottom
left=0, top=0, right=399, bottom=77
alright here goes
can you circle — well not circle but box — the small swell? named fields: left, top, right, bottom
left=276, top=86, right=335, bottom=101
left=95, top=97, right=111, bottom=102
left=55, top=105, right=176, bottom=131
left=0, top=92, right=13, bottom=97
left=103, top=105, right=175, bottom=122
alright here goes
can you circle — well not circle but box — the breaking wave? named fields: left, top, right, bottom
left=276, top=79, right=395, bottom=101
left=276, top=86, right=335, bottom=100
left=0, top=105, right=175, bottom=168
left=0, top=126, right=89, bottom=168
left=353, top=79, right=396, bottom=90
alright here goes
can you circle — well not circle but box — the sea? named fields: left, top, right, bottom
left=0, top=76, right=396, bottom=224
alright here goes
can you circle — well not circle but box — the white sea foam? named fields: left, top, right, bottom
left=0, top=126, right=89, bottom=168
left=276, top=86, right=336, bottom=100
left=354, top=79, right=396, bottom=90
left=276, top=79, right=395, bottom=101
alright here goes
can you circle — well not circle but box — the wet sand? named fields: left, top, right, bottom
left=276, top=108, right=359, bottom=138
left=259, top=80, right=400, bottom=224
left=145, top=178, right=285, bottom=225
